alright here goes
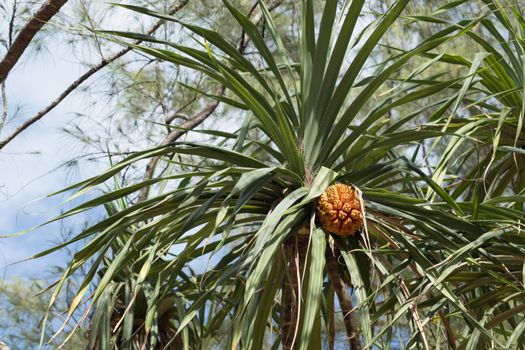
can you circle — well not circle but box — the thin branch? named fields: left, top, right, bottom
left=137, top=84, right=225, bottom=201
left=165, top=112, right=189, bottom=124
left=0, top=83, right=7, bottom=135
left=137, top=0, right=282, bottom=202
left=8, top=1, right=18, bottom=47
left=0, top=0, right=190, bottom=151
left=238, top=2, right=260, bottom=52
left=0, top=0, right=68, bottom=84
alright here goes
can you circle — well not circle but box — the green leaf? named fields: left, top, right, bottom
left=298, top=227, right=326, bottom=350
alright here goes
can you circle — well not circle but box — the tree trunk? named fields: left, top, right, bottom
left=326, top=247, right=362, bottom=350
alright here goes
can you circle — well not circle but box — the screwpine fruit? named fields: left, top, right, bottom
left=316, top=183, right=363, bottom=236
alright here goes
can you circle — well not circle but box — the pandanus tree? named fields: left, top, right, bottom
left=30, top=0, right=524, bottom=349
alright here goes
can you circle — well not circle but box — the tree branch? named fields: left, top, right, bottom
left=0, top=0, right=68, bottom=84
left=0, top=83, right=7, bottom=135
left=137, top=0, right=282, bottom=202
left=0, top=0, right=190, bottom=151
left=8, top=1, right=18, bottom=47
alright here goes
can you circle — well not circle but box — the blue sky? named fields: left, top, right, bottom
left=0, top=37, right=103, bottom=280
left=0, top=0, right=151, bottom=281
